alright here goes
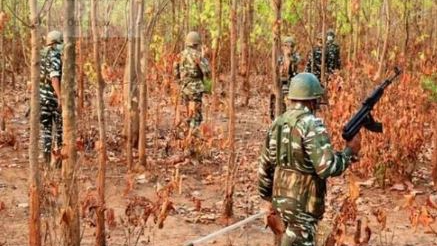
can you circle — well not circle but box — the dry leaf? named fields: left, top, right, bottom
left=106, top=208, right=117, bottom=229
left=156, top=199, right=174, bottom=229
left=0, top=201, right=5, bottom=211
left=403, top=193, right=417, bottom=208
left=265, top=211, right=284, bottom=236
left=348, top=174, right=360, bottom=201
left=372, top=208, right=387, bottom=230
left=418, top=206, right=434, bottom=228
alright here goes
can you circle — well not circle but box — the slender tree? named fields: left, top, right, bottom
left=0, top=0, right=6, bottom=130
left=28, top=0, right=42, bottom=244
left=374, top=0, right=390, bottom=80
left=91, top=0, right=108, bottom=244
left=124, top=0, right=136, bottom=171
left=272, top=0, right=282, bottom=116
left=61, top=0, right=80, bottom=245
left=320, top=0, right=327, bottom=85
left=138, top=0, right=147, bottom=169
left=223, top=0, right=237, bottom=218
left=211, top=0, right=222, bottom=95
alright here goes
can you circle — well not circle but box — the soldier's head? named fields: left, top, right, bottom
left=185, top=31, right=201, bottom=49
left=287, top=73, right=324, bottom=111
left=282, top=36, right=295, bottom=54
left=46, top=30, right=63, bottom=46
left=326, top=29, right=335, bottom=44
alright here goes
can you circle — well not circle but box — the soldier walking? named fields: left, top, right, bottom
left=258, top=73, right=361, bottom=245
left=305, top=29, right=341, bottom=81
left=174, top=31, right=211, bottom=131
left=40, top=30, right=63, bottom=164
left=271, top=36, right=301, bottom=120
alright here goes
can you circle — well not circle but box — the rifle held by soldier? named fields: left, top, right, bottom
left=342, top=67, right=402, bottom=141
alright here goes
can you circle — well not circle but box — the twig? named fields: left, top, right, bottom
left=4, top=4, right=32, bottom=28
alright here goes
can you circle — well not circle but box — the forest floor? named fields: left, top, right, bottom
left=1, top=78, right=437, bottom=246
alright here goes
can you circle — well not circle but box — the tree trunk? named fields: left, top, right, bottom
left=211, top=0, right=222, bottom=95
left=223, top=0, right=238, bottom=218
left=374, top=0, right=390, bottom=81
left=124, top=0, right=136, bottom=171
left=272, top=0, right=282, bottom=116
left=76, top=0, right=84, bottom=116
left=91, top=0, right=108, bottom=245
left=320, top=0, right=327, bottom=86
left=28, top=0, right=42, bottom=244
left=433, top=119, right=437, bottom=191
left=137, top=0, right=148, bottom=169
left=61, top=0, right=80, bottom=245
left=0, top=0, right=5, bottom=131
left=240, top=0, right=252, bottom=106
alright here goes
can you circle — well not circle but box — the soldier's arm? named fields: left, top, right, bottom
left=302, top=116, right=353, bottom=179
left=258, top=129, right=275, bottom=201
left=199, top=57, right=211, bottom=79
left=173, top=56, right=181, bottom=80
left=48, top=50, right=62, bottom=99
left=305, top=50, right=313, bottom=72
left=335, top=45, right=341, bottom=69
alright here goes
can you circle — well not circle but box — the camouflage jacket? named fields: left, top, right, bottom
left=278, top=52, right=300, bottom=82
left=258, top=102, right=353, bottom=217
left=174, top=47, right=211, bottom=90
left=326, top=42, right=341, bottom=73
left=305, top=42, right=341, bottom=79
left=40, top=45, right=63, bottom=84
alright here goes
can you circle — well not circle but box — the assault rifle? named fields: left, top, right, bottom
left=342, top=67, right=402, bottom=141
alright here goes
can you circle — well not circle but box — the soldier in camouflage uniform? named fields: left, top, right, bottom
left=279, top=36, right=300, bottom=95
left=270, top=37, right=301, bottom=120
left=305, top=30, right=341, bottom=81
left=258, top=73, right=361, bottom=246
left=325, top=29, right=341, bottom=74
left=40, top=30, right=63, bottom=164
left=174, top=31, right=211, bottom=130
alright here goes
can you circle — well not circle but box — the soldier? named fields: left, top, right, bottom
left=174, top=31, right=211, bottom=131
left=326, top=29, right=341, bottom=74
left=270, top=36, right=301, bottom=120
left=305, top=35, right=323, bottom=80
left=279, top=36, right=300, bottom=95
left=305, top=29, right=341, bottom=81
left=258, top=73, right=361, bottom=246
left=40, top=30, right=63, bottom=164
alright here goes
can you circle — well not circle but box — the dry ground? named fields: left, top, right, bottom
left=1, top=79, right=437, bottom=246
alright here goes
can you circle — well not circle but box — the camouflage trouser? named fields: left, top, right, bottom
left=40, top=84, right=63, bottom=155
left=181, top=81, right=204, bottom=129
left=273, top=197, right=319, bottom=246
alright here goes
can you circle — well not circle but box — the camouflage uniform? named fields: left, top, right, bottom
left=258, top=101, right=353, bottom=245
left=326, top=41, right=341, bottom=74
left=174, top=46, right=211, bottom=129
left=279, top=52, right=300, bottom=95
left=305, top=35, right=341, bottom=81
left=40, top=45, right=63, bottom=158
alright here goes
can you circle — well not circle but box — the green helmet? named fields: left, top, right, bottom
left=185, top=31, right=201, bottom=47
left=326, top=29, right=335, bottom=39
left=46, top=30, right=63, bottom=45
left=287, top=73, right=324, bottom=100
left=282, top=36, right=295, bottom=47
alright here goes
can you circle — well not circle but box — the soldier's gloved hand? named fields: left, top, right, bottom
left=346, top=132, right=361, bottom=155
